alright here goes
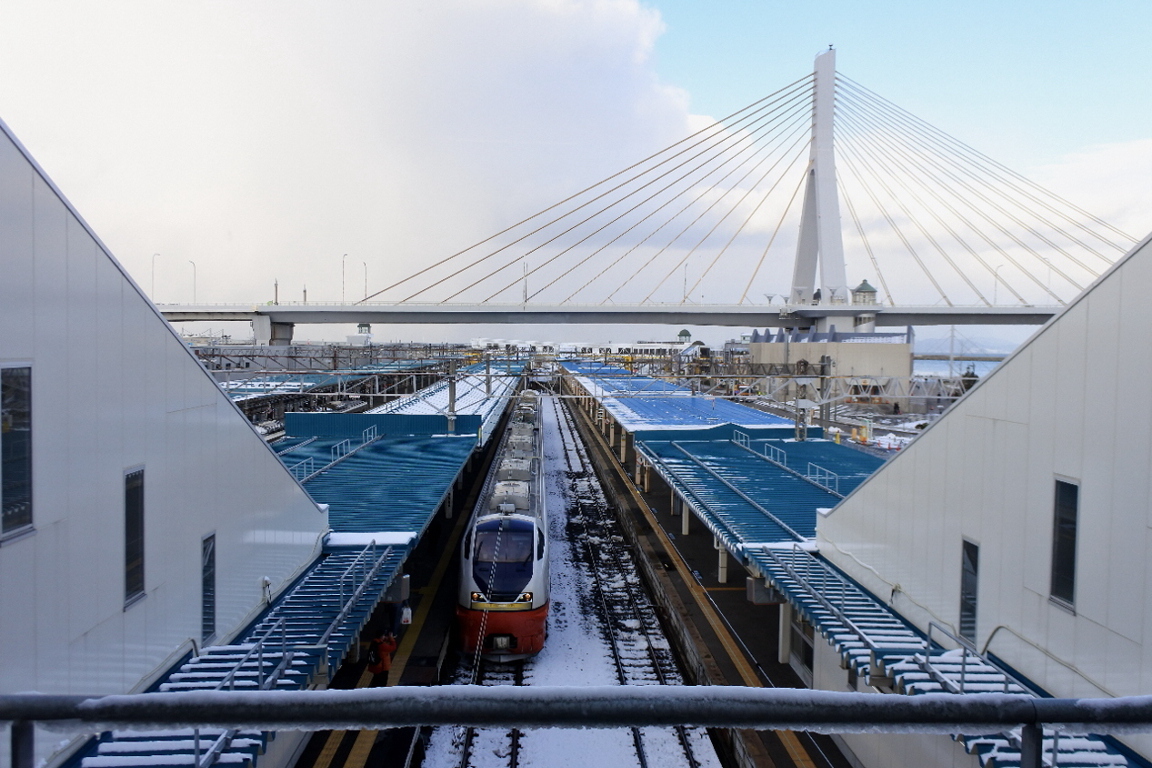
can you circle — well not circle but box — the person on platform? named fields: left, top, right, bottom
left=367, top=631, right=398, bottom=686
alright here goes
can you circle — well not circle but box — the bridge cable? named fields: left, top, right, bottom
left=835, top=107, right=1002, bottom=305
left=539, top=105, right=814, bottom=304
left=371, top=76, right=814, bottom=304
left=837, top=82, right=1111, bottom=277
left=837, top=170, right=896, bottom=306
left=837, top=85, right=1099, bottom=294
left=357, top=74, right=812, bottom=303
left=835, top=99, right=1062, bottom=304
left=739, top=167, right=810, bottom=304
left=835, top=137, right=978, bottom=304
left=838, top=75, right=1136, bottom=249
left=686, top=138, right=816, bottom=300
left=428, top=80, right=816, bottom=304
left=498, top=90, right=817, bottom=303
left=600, top=126, right=811, bottom=304
left=836, top=145, right=953, bottom=305
left=554, top=106, right=815, bottom=304
left=837, top=77, right=1129, bottom=263
left=639, top=139, right=814, bottom=304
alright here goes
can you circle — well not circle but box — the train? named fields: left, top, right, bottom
left=456, top=389, right=550, bottom=661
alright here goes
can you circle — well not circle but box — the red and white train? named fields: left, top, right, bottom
left=457, top=390, right=550, bottom=661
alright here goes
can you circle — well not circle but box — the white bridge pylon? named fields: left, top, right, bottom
left=791, top=48, right=849, bottom=309
left=341, top=49, right=1134, bottom=313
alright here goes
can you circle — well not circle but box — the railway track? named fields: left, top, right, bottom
left=425, top=394, right=718, bottom=768
left=553, top=396, right=705, bottom=768
left=456, top=661, right=525, bottom=768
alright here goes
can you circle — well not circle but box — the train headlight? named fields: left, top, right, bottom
left=517, top=592, right=533, bottom=602
left=471, top=592, right=486, bottom=602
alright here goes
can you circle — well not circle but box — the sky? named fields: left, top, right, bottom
left=1, top=0, right=1149, bottom=346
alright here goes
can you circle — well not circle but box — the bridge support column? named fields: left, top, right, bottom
left=253, top=316, right=295, bottom=346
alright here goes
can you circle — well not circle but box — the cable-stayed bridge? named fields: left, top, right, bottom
left=161, top=49, right=1136, bottom=344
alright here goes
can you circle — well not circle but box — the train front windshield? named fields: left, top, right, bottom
left=473, top=518, right=535, bottom=601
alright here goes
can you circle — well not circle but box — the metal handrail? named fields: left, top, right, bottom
left=761, top=545, right=922, bottom=675
left=330, top=439, right=352, bottom=462
left=730, top=439, right=841, bottom=497
left=763, top=442, right=787, bottom=465
left=276, top=436, right=316, bottom=456
left=805, top=462, right=842, bottom=496
left=193, top=617, right=294, bottom=768
left=671, top=442, right=806, bottom=543
left=302, top=435, right=382, bottom=483
left=318, top=544, right=394, bottom=663
left=288, top=457, right=315, bottom=480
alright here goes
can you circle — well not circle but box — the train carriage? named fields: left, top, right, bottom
left=457, top=390, right=550, bottom=660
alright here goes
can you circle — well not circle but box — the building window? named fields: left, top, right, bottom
left=202, top=534, right=216, bottom=642
left=1050, top=479, right=1079, bottom=607
left=1, top=366, right=33, bottom=536
left=959, top=540, right=979, bottom=642
left=125, top=468, right=145, bottom=606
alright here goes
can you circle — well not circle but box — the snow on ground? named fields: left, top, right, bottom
left=422, top=395, right=721, bottom=768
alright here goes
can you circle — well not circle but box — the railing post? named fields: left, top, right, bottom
left=11, top=720, right=33, bottom=768
left=1019, top=723, right=1043, bottom=768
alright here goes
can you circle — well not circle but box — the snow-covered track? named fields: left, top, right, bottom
left=456, top=661, right=525, bottom=768
left=554, top=397, right=702, bottom=768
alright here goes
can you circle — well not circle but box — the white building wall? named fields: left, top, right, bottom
left=750, top=340, right=913, bottom=377
left=816, top=234, right=1152, bottom=760
left=0, top=121, right=327, bottom=766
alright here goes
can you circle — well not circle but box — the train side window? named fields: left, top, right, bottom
left=537, top=528, right=545, bottom=559
left=463, top=530, right=472, bottom=558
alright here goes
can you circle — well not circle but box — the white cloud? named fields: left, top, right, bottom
left=1030, top=139, right=1152, bottom=244
left=0, top=0, right=695, bottom=310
